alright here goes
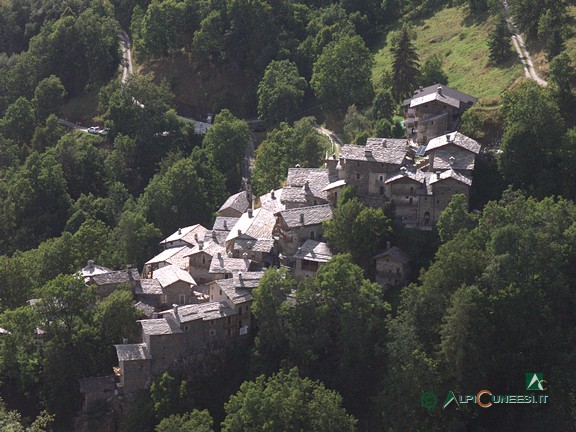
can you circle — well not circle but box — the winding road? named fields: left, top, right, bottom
left=503, top=0, right=547, bottom=86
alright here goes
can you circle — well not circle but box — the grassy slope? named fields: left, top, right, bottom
left=373, top=5, right=524, bottom=105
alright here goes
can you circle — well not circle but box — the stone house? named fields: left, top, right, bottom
left=292, top=239, right=332, bottom=281
left=374, top=245, right=410, bottom=288
left=78, top=375, right=116, bottom=411
left=280, top=168, right=336, bottom=209
left=134, top=278, right=163, bottom=311
left=329, top=138, right=410, bottom=200
left=140, top=317, right=184, bottom=375
left=425, top=131, right=481, bottom=174
left=218, top=190, right=251, bottom=217
left=143, top=245, right=192, bottom=277
left=114, top=343, right=151, bottom=394
left=150, top=264, right=197, bottom=306
left=86, top=267, right=140, bottom=299
left=273, top=204, right=333, bottom=257
left=186, top=230, right=228, bottom=284
left=403, top=84, right=477, bottom=144
left=208, top=253, right=256, bottom=280
left=159, top=224, right=208, bottom=250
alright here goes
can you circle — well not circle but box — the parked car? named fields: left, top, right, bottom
left=98, top=128, right=109, bottom=136
left=87, top=126, right=101, bottom=134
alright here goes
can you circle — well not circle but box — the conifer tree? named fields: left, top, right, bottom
left=488, top=14, right=512, bottom=64
left=390, top=26, right=419, bottom=100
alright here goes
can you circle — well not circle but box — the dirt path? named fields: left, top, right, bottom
left=119, top=29, right=133, bottom=84
left=503, top=1, right=547, bottom=86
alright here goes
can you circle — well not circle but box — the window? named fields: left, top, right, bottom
left=310, top=230, right=316, bottom=240
left=409, top=197, right=413, bottom=205
left=161, top=295, right=167, bottom=304
left=301, top=259, right=319, bottom=271
left=379, top=175, right=384, bottom=182
left=356, top=174, right=360, bottom=180
left=210, top=329, right=216, bottom=336
left=239, top=307, right=242, bottom=315
left=179, top=294, right=186, bottom=304
left=380, top=186, right=384, bottom=196
left=356, top=161, right=360, bottom=167
left=410, top=187, right=414, bottom=195
left=219, top=289, right=222, bottom=296
left=184, top=325, right=189, bottom=332
left=202, top=256, right=205, bottom=264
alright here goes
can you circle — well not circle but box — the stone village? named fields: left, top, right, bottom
left=75, top=83, right=481, bottom=409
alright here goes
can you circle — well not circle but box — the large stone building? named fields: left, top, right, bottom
left=404, top=84, right=477, bottom=144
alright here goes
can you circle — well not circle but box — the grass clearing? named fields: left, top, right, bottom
left=373, top=5, right=524, bottom=104
left=60, top=87, right=100, bottom=125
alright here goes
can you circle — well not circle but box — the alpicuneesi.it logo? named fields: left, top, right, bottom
left=421, top=373, right=549, bottom=409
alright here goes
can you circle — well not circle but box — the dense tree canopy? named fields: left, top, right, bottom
left=222, top=367, right=357, bottom=432
left=311, top=34, right=374, bottom=112
left=257, top=60, right=307, bottom=123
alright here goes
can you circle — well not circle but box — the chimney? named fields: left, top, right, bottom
left=300, top=213, right=304, bottom=224
left=400, top=166, right=407, bottom=176
left=386, top=241, right=391, bottom=250
left=446, top=134, right=451, bottom=142
left=172, top=304, right=179, bottom=321
left=199, top=241, right=204, bottom=250
left=178, top=227, right=182, bottom=235
left=248, top=208, right=253, bottom=218
left=449, top=156, right=455, bottom=165
left=364, top=148, right=372, bottom=158
left=223, top=220, right=228, bottom=230
left=238, top=229, right=242, bottom=236
left=122, top=337, right=128, bottom=344
left=437, top=85, right=442, bottom=94
left=87, top=260, right=94, bottom=269
left=238, top=272, right=243, bottom=280
left=212, top=230, right=217, bottom=240
left=195, top=233, right=199, bottom=241
left=419, top=85, right=423, bottom=92
left=246, top=180, right=253, bottom=207
left=270, top=189, right=275, bottom=199
left=217, top=252, right=222, bottom=259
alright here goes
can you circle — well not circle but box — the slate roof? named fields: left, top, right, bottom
left=115, top=343, right=151, bottom=361
left=209, top=256, right=252, bottom=274
left=217, top=280, right=253, bottom=305
left=160, top=302, right=237, bottom=323
left=410, top=90, right=460, bottom=109
left=79, top=375, right=116, bottom=394
left=185, top=238, right=226, bottom=259
left=432, top=148, right=476, bottom=171
left=90, top=268, right=140, bottom=286
left=426, top=132, right=481, bottom=154
left=233, top=238, right=275, bottom=253
left=218, top=191, right=250, bottom=215
left=152, top=264, right=196, bottom=287
left=321, top=179, right=347, bottom=192
left=285, top=168, right=335, bottom=201
left=340, top=142, right=408, bottom=165
left=226, top=208, right=276, bottom=242
left=385, top=168, right=426, bottom=184
left=366, top=137, right=408, bottom=149
left=159, top=224, right=208, bottom=247
left=135, top=279, right=163, bottom=295
left=293, top=240, right=332, bottom=263
left=81, top=261, right=112, bottom=279
left=429, top=169, right=473, bottom=186
left=145, top=246, right=192, bottom=270
left=212, top=216, right=240, bottom=232
left=280, top=187, right=308, bottom=204
left=279, top=204, right=333, bottom=228
left=259, top=189, right=286, bottom=213
left=374, top=246, right=410, bottom=264
left=403, top=84, right=477, bottom=107
left=233, top=271, right=266, bottom=288
left=140, top=318, right=183, bottom=335
left=134, top=301, right=156, bottom=318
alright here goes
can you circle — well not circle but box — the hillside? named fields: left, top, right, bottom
left=373, top=5, right=524, bottom=104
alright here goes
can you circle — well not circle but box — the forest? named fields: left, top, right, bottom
left=0, top=0, right=575, bottom=430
